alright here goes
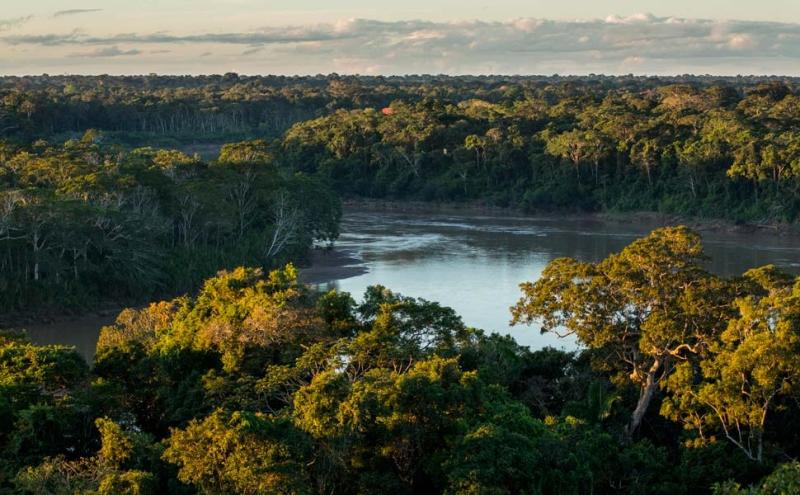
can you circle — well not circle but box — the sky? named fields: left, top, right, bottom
left=1, top=1, right=800, bottom=76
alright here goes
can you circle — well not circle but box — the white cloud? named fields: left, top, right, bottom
left=405, top=30, right=446, bottom=42
left=511, top=18, right=543, bottom=33
left=2, top=14, right=800, bottom=75
left=604, top=13, right=656, bottom=24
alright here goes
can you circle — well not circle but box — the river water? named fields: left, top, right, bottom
left=23, top=208, right=800, bottom=357
left=313, top=208, right=800, bottom=350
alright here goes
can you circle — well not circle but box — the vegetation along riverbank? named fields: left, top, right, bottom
left=3, top=227, right=800, bottom=493
left=3, top=74, right=800, bottom=493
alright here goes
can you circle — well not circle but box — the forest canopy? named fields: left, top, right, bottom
left=3, top=74, right=800, bottom=493
left=0, top=133, right=340, bottom=313
left=279, top=78, right=800, bottom=222
left=4, top=74, right=800, bottom=314
left=4, top=74, right=800, bottom=223
left=2, top=228, right=800, bottom=494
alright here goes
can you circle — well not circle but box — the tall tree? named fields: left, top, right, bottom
left=512, top=226, right=734, bottom=436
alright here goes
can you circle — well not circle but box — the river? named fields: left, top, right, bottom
left=23, top=208, right=800, bottom=358
left=308, top=208, right=800, bottom=349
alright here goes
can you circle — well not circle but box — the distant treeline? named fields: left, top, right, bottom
left=3, top=74, right=800, bottom=221
left=277, top=77, right=800, bottom=222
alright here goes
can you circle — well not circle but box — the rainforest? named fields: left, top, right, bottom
left=2, top=75, right=800, bottom=494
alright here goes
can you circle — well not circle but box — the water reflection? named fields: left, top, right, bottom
left=324, top=209, right=800, bottom=350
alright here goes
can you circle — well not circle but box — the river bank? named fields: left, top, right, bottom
left=299, top=248, right=367, bottom=285
left=342, top=198, right=799, bottom=236
left=3, top=249, right=367, bottom=355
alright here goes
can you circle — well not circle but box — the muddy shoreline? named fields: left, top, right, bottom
left=299, top=248, right=368, bottom=285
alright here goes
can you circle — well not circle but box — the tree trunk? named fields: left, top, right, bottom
left=627, top=358, right=662, bottom=437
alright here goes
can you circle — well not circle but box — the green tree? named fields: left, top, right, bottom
left=714, top=461, right=800, bottom=494
left=543, top=129, right=609, bottom=184
left=663, top=266, right=800, bottom=462
left=512, top=226, right=733, bottom=436
left=218, top=140, right=273, bottom=165
left=163, top=409, right=311, bottom=495
left=14, top=417, right=157, bottom=495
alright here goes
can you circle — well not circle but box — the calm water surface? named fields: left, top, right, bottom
left=24, top=208, right=800, bottom=357
left=319, top=209, right=800, bottom=349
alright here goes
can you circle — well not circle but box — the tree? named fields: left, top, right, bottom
left=15, top=417, right=157, bottom=495
left=443, top=402, right=546, bottom=495
left=218, top=140, right=273, bottom=165
left=163, top=409, right=311, bottom=495
left=714, top=461, right=800, bottom=494
left=663, top=266, right=800, bottom=462
left=378, top=104, right=436, bottom=178
left=264, top=191, right=301, bottom=259
left=512, top=226, right=733, bottom=436
left=543, top=129, right=609, bottom=184
left=165, top=265, right=324, bottom=372
left=630, top=138, right=661, bottom=186
left=151, top=149, right=202, bottom=181
left=292, top=356, right=482, bottom=492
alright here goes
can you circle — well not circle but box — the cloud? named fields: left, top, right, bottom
left=54, top=9, right=102, bottom=18
left=3, top=14, right=800, bottom=75
left=242, top=46, right=263, bottom=56
left=69, top=45, right=141, bottom=58
left=2, top=26, right=351, bottom=46
left=8, top=30, right=85, bottom=46
left=0, top=16, right=33, bottom=31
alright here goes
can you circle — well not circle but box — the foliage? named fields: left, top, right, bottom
left=663, top=266, right=800, bottom=461
left=14, top=417, right=157, bottom=495
left=713, top=462, right=800, bottom=494
left=3, top=226, right=800, bottom=494
left=278, top=78, right=800, bottom=223
left=0, top=135, right=340, bottom=313
left=511, top=226, right=734, bottom=435
left=163, top=410, right=311, bottom=495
